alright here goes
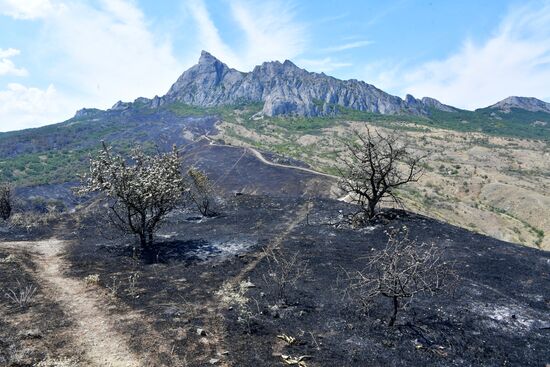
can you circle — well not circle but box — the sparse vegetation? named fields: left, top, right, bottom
left=84, top=274, right=100, bottom=286
left=347, top=227, right=456, bottom=326
left=188, top=167, right=218, bottom=217
left=4, top=281, right=37, bottom=308
left=0, top=183, right=12, bottom=221
left=262, top=247, right=310, bottom=304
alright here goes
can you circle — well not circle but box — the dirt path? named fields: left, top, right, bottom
left=228, top=202, right=312, bottom=286
left=201, top=135, right=339, bottom=180
left=0, top=240, right=151, bottom=367
left=246, top=146, right=338, bottom=179
left=204, top=202, right=312, bottom=367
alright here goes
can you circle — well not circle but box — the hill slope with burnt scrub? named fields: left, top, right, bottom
left=28, top=195, right=545, bottom=366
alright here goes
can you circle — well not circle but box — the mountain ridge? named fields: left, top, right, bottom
left=105, top=51, right=434, bottom=117
left=104, top=51, right=550, bottom=120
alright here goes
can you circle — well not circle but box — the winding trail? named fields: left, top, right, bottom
left=246, top=146, right=338, bottom=179
left=201, top=135, right=339, bottom=180
left=0, top=239, right=180, bottom=367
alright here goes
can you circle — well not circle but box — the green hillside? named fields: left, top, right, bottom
left=1, top=102, right=550, bottom=187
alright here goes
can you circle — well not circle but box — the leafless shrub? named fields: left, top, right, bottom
left=105, top=275, right=120, bottom=297
left=4, top=281, right=37, bottom=308
left=127, top=272, right=140, bottom=297
left=187, top=167, right=218, bottom=217
left=337, top=128, right=423, bottom=225
left=346, top=227, right=456, bottom=326
left=263, top=248, right=310, bottom=304
left=78, top=143, right=187, bottom=248
left=0, top=183, right=12, bottom=221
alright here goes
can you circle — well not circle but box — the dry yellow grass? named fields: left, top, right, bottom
left=216, top=120, right=550, bottom=251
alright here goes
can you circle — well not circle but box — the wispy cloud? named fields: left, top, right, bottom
left=0, top=48, right=28, bottom=76
left=368, top=2, right=550, bottom=109
left=0, top=0, right=65, bottom=19
left=296, top=57, right=351, bottom=73
left=230, top=0, right=306, bottom=68
left=323, top=40, right=372, bottom=53
left=185, top=0, right=306, bottom=71
left=184, top=0, right=240, bottom=67
left=44, top=0, right=181, bottom=103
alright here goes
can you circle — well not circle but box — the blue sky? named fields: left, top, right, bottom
left=1, top=0, right=550, bottom=132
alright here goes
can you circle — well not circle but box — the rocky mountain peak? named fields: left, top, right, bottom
left=101, top=51, right=550, bottom=120
left=487, top=96, right=550, bottom=113
left=127, top=51, right=548, bottom=118
left=198, top=50, right=220, bottom=65
left=161, top=51, right=430, bottom=117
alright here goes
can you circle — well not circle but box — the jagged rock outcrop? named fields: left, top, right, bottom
left=421, top=97, right=457, bottom=113
left=486, top=96, right=550, bottom=113
left=159, top=51, right=429, bottom=117
left=74, top=108, right=102, bottom=118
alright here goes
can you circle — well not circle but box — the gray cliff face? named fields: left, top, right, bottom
left=487, top=96, right=550, bottom=113
left=161, top=51, right=428, bottom=117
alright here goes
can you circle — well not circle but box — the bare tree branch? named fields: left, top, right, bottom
left=346, top=227, right=457, bottom=326
left=337, top=128, right=424, bottom=225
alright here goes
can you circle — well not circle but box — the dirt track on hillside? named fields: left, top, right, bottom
left=0, top=239, right=182, bottom=366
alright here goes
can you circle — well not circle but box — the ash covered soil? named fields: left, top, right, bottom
left=48, top=195, right=549, bottom=367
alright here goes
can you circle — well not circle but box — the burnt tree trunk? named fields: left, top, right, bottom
left=389, top=296, right=399, bottom=327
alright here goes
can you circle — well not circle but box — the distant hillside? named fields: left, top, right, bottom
left=2, top=93, right=550, bottom=188
left=1, top=51, right=550, bottom=251
left=486, top=96, right=550, bottom=113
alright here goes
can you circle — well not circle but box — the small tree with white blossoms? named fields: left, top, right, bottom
left=79, top=142, right=187, bottom=248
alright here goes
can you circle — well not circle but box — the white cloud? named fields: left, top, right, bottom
left=0, top=48, right=28, bottom=76
left=369, top=2, right=550, bottom=109
left=42, top=0, right=181, bottom=106
left=296, top=57, right=351, bottom=73
left=0, top=0, right=64, bottom=19
left=0, top=83, right=74, bottom=131
left=0, top=0, right=182, bottom=131
left=0, top=48, right=20, bottom=58
left=185, top=0, right=240, bottom=67
left=323, top=40, right=372, bottom=53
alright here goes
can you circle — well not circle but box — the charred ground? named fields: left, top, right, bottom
left=44, top=195, right=549, bottom=366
